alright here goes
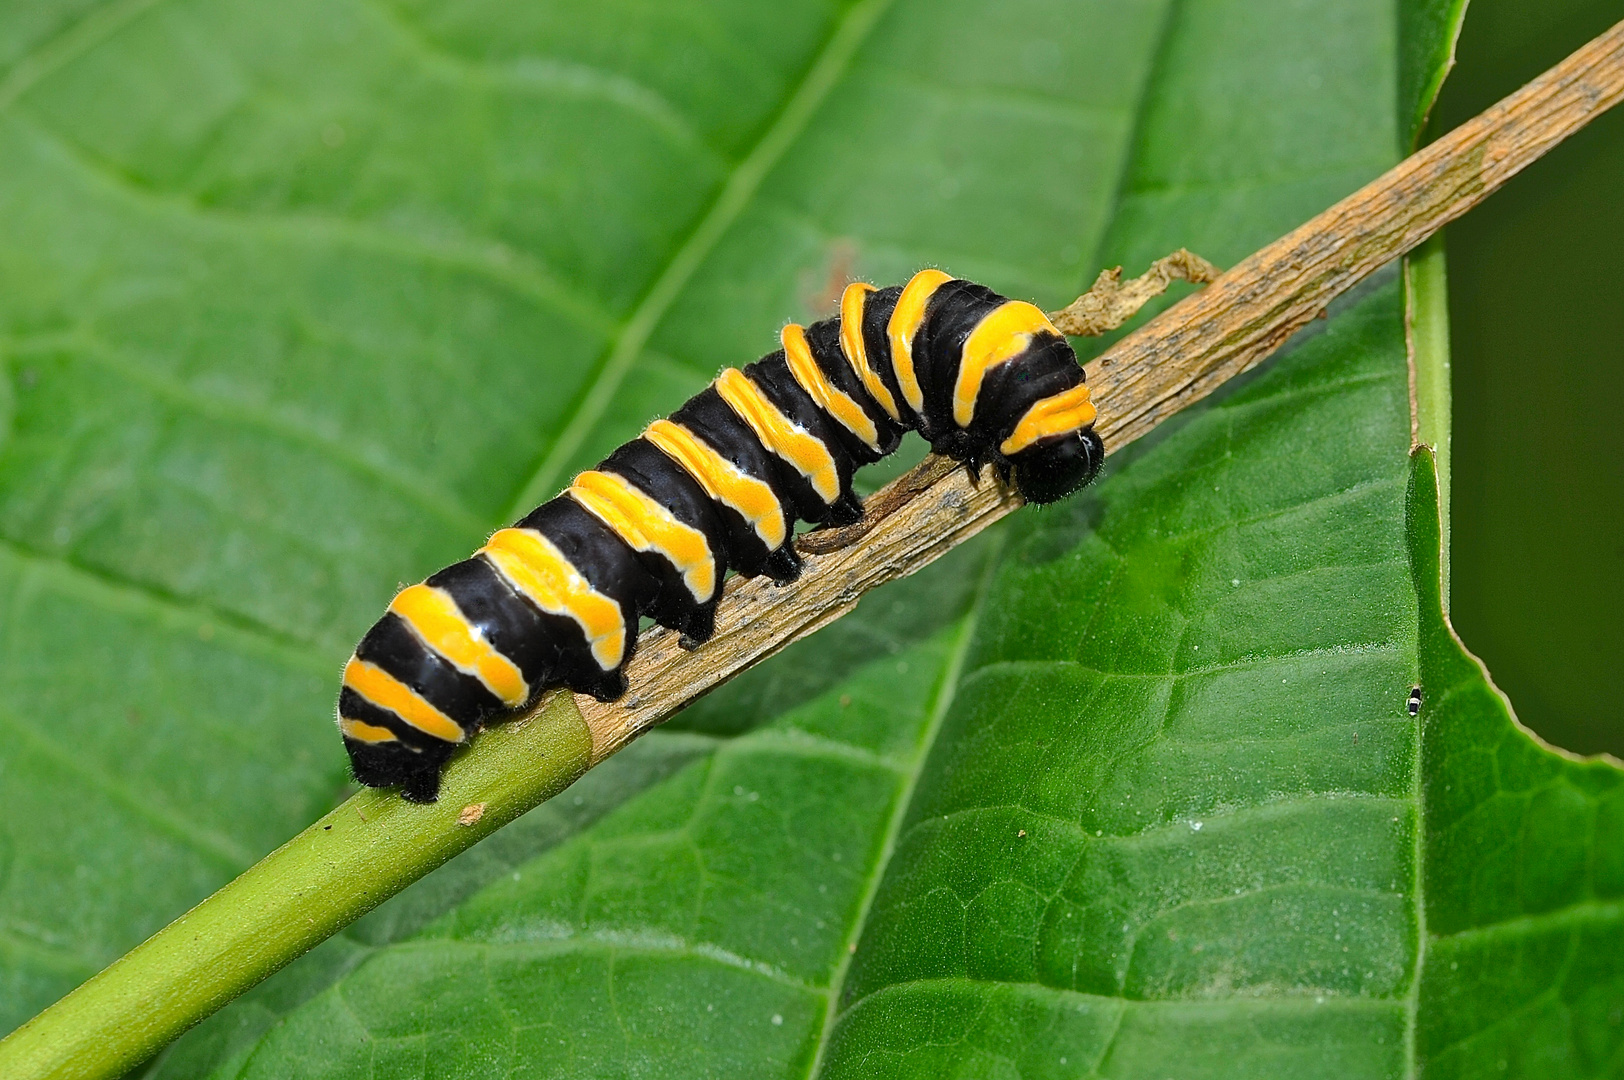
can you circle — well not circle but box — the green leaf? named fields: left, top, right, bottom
left=1399, top=0, right=1469, bottom=148
left=2, top=1, right=1618, bottom=1078
left=1410, top=450, right=1624, bottom=1079
left=826, top=286, right=1422, bottom=1074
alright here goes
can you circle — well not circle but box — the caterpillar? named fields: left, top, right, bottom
left=338, top=270, right=1105, bottom=802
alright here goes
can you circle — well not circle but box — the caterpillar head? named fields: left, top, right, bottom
left=1009, top=427, right=1104, bottom=504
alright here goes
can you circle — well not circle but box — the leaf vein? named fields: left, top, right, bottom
left=0, top=534, right=330, bottom=671
left=13, top=112, right=617, bottom=337
left=0, top=709, right=256, bottom=869
left=502, top=0, right=901, bottom=515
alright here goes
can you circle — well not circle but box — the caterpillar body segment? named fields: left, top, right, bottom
left=339, top=270, right=1106, bottom=802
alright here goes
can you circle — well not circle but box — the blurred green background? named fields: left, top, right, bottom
left=1436, top=0, right=1624, bottom=757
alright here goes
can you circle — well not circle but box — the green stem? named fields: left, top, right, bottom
left=0, top=695, right=592, bottom=1080
left=1406, top=232, right=1453, bottom=599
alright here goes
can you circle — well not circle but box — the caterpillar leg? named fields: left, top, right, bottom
left=826, top=489, right=865, bottom=527
left=675, top=599, right=720, bottom=651
left=345, top=735, right=453, bottom=804
left=568, top=664, right=629, bottom=704
left=399, top=765, right=445, bottom=804
left=1048, top=249, right=1221, bottom=337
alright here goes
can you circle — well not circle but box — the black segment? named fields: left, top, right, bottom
left=426, top=557, right=562, bottom=693
left=355, top=612, right=502, bottom=732
left=518, top=498, right=650, bottom=700
left=679, top=384, right=826, bottom=526
left=338, top=686, right=440, bottom=751
left=599, top=439, right=730, bottom=602
left=744, top=353, right=862, bottom=525
left=802, top=315, right=904, bottom=462
left=974, top=335, right=1083, bottom=446
left=627, top=431, right=777, bottom=579
left=914, top=279, right=1004, bottom=442
left=1010, top=427, right=1104, bottom=505
left=668, top=389, right=801, bottom=579
left=517, top=498, right=656, bottom=619
left=858, top=285, right=908, bottom=425
left=343, top=734, right=450, bottom=803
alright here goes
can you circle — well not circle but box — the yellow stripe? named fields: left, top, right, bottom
left=839, top=283, right=901, bottom=422
left=480, top=528, right=627, bottom=671
left=999, top=383, right=1099, bottom=456
left=342, top=657, right=466, bottom=743
left=339, top=716, right=399, bottom=744
left=781, top=323, right=881, bottom=451
left=569, top=470, right=717, bottom=603
left=714, top=367, right=841, bottom=505
left=887, top=269, right=953, bottom=414
left=643, top=420, right=787, bottom=549
left=389, top=584, right=529, bottom=708
left=953, top=301, right=1059, bottom=428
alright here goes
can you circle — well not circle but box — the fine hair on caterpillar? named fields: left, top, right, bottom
left=337, top=270, right=1104, bottom=802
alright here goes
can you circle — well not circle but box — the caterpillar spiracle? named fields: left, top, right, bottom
left=338, top=270, right=1105, bottom=802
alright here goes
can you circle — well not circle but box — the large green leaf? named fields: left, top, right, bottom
left=0, top=0, right=1176, bottom=1035
left=4, top=0, right=1619, bottom=1077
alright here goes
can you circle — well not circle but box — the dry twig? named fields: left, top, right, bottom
left=579, top=18, right=1624, bottom=763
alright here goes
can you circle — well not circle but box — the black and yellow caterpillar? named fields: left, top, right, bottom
left=338, top=270, right=1104, bottom=802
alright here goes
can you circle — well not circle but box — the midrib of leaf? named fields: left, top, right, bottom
left=502, top=0, right=899, bottom=518
left=1399, top=14, right=1465, bottom=1057
left=1086, top=0, right=1183, bottom=280
left=803, top=534, right=1000, bottom=1078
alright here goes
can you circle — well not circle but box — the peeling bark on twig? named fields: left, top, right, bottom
left=1047, top=248, right=1223, bottom=337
